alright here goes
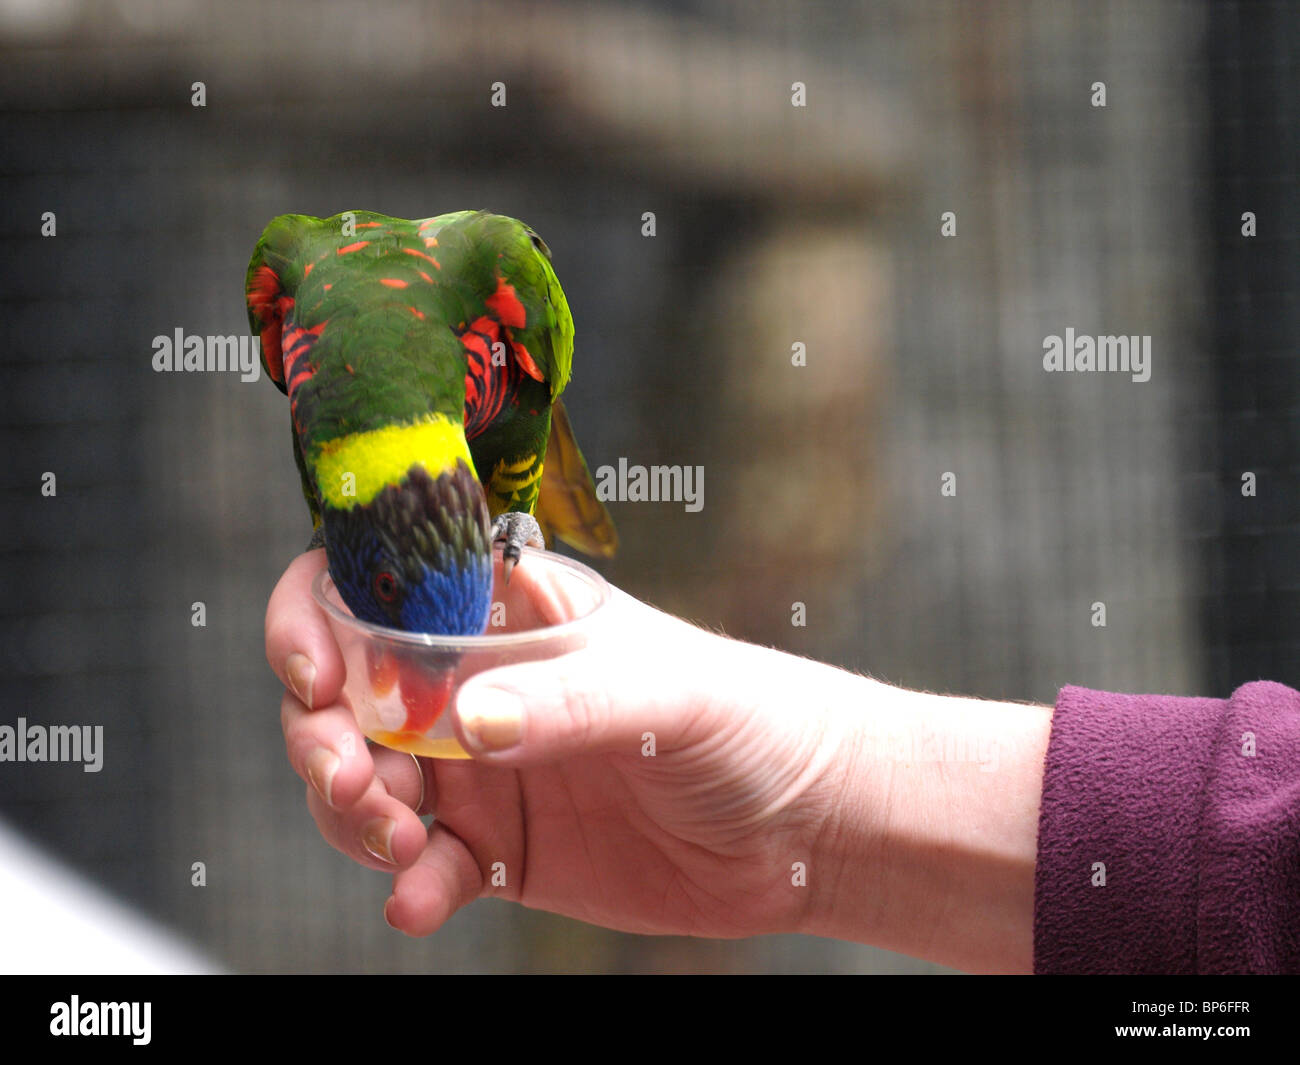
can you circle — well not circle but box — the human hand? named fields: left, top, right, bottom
left=267, top=548, right=857, bottom=940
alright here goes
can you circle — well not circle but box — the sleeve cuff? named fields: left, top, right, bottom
left=1034, top=685, right=1225, bottom=973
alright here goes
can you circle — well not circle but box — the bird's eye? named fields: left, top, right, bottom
left=373, top=571, right=400, bottom=604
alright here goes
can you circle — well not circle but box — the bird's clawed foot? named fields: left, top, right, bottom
left=491, top=512, right=545, bottom=584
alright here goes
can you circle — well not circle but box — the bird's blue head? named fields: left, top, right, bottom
left=323, top=460, right=493, bottom=635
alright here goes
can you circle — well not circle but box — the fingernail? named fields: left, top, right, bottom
left=305, top=747, right=339, bottom=808
left=287, top=652, right=317, bottom=712
left=384, top=896, right=398, bottom=929
left=362, top=818, right=397, bottom=864
left=458, top=687, right=524, bottom=752
left=286, top=653, right=316, bottom=709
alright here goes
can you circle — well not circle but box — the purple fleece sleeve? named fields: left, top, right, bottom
left=1034, top=681, right=1300, bottom=974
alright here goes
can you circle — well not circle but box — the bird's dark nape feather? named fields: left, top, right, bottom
left=324, top=460, right=493, bottom=633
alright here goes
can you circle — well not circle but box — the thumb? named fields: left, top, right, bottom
left=451, top=648, right=701, bottom=766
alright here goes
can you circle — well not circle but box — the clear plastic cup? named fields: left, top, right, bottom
left=312, top=546, right=610, bottom=758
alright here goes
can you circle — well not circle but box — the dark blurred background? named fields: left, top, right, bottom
left=0, top=0, right=1295, bottom=973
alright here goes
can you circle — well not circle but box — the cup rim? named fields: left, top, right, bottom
left=310, top=545, right=611, bottom=649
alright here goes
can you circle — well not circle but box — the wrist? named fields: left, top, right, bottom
left=800, top=676, right=1052, bottom=972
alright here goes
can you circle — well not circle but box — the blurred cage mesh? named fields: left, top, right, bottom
left=0, top=0, right=1295, bottom=973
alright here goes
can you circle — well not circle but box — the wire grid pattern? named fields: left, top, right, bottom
left=0, top=0, right=1293, bottom=973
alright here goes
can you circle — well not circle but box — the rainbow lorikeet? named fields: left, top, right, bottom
left=246, top=209, right=616, bottom=641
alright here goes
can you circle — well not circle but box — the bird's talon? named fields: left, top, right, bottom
left=491, top=512, right=544, bottom=585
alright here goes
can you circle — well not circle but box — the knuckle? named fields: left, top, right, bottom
left=559, top=666, right=613, bottom=747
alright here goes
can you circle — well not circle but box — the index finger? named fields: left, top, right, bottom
left=265, top=548, right=347, bottom=711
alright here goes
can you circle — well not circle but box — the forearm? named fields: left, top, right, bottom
left=789, top=663, right=1052, bottom=972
